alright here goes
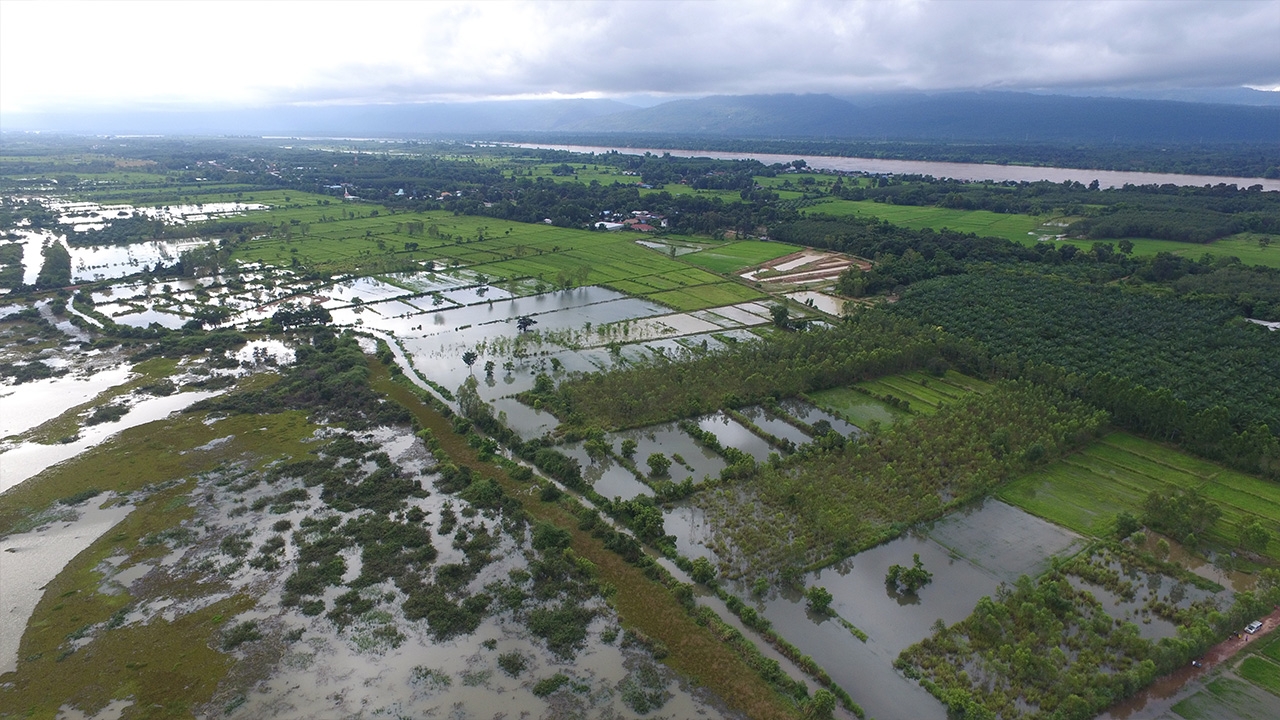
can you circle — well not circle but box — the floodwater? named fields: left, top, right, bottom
left=7, top=228, right=217, bottom=284
left=741, top=499, right=1083, bottom=720
left=0, top=388, right=222, bottom=492
left=112, top=308, right=188, bottom=329
left=785, top=290, right=848, bottom=316
left=612, top=423, right=726, bottom=483
left=735, top=405, right=813, bottom=448
left=558, top=441, right=653, bottom=501
left=0, top=499, right=135, bottom=674
left=777, top=398, right=862, bottom=437
left=664, top=502, right=717, bottom=562
left=509, top=143, right=1280, bottom=191
left=696, top=412, right=778, bottom=462
left=0, top=363, right=133, bottom=438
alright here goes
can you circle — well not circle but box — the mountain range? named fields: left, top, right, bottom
left=4, top=92, right=1278, bottom=144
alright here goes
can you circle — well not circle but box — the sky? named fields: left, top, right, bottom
left=2, top=0, right=1278, bottom=115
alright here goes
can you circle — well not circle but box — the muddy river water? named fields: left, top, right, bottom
left=510, top=143, right=1280, bottom=191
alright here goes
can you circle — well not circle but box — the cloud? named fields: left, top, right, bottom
left=2, top=0, right=1277, bottom=114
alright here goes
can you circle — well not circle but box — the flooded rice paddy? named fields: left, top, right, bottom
left=737, top=499, right=1084, bottom=720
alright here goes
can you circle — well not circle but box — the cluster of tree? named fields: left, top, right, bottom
left=65, top=215, right=166, bottom=246
left=889, top=272, right=1280, bottom=437
left=271, top=303, right=333, bottom=329
left=698, top=382, right=1107, bottom=575
left=0, top=197, right=59, bottom=230
left=885, top=554, right=934, bottom=595
left=0, top=242, right=26, bottom=289
left=530, top=311, right=964, bottom=430
left=1141, top=489, right=1223, bottom=547
left=34, top=240, right=70, bottom=289
left=898, top=569, right=1280, bottom=720
left=191, top=328, right=409, bottom=430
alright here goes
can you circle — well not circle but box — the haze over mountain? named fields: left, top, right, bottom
left=6, top=92, right=1277, bottom=146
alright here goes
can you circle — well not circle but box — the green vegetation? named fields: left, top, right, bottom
left=6, top=136, right=1280, bottom=720
left=806, top=386, right=907, bottom=428
left=1238, top=656, right=1280, bottom=697
left=1000, top=433, right=1280, bottom=562
left=885, top=554, right=933, bottom=595
left=536, top=311, right=960, bottom=430
left=891, top=272, right=1280, bottom=476
left=699, top=382, right=1106, bottom=575
left=899, top=564, right=1280, bottom=720
left=851, top=369, right=993, bottom=416
left=682, top=240, right=800, bottom=274
left=808, top=198, right=1060, bottom=242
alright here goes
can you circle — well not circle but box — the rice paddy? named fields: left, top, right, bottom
left=999, top=433, right=1280, bottom=562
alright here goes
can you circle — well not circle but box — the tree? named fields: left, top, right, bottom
left=483, top=360, right=495, bottom=378
left=1142, top=488, right=1222, bottom=544
left=620, top=439, right=638, bottom=459
left=1118, top=238, right=1135, bottom=254
left=646, top=452, right=671, bottom=477
left=1114, top=511, right=1141, bottom=540
left=690, top=557, right=716, bottom=584
left=804, top=585, right=833, bottom=614
left=770, top=303, right=790, bottom=329
left=804, top=689, right=837, bottom=719
left=462, top=350, right=479, bottom=370
left=886, top=554, right=933, bottom=594
left=1242, top=520, right=1271, bottom=554
left=517, top=315, right=537, bottom=332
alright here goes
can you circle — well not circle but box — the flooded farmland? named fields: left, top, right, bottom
left=723, top=500, right=1083, bottom=720
left=6, top=169, right=1266, bottom=720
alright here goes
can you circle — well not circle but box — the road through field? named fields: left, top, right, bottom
left=1098, top=606, right=1280, bottom=719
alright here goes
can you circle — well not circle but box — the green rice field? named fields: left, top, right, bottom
left=233, top=210, right=765, bottom=312
left=1172, top=678, right=1280, bottom=720
left=808, top=370, right=991, bottom=427
left=853, top=369, right=994, bottom=415
left=682, top=241, right=800, bottom=274
left=999, top=433, right=1280, bottom=561
left=805, top=199, right=1063, bottom=243
left=805, top=197, right=1280, bottom=269
left=1035, top=233, right=1280, bottom=270
left=806, top=387, right=906, bottom=428
left=1238, top=657, right=1280, bottom=697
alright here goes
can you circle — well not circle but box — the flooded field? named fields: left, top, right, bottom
left=736, top=499, right=1083, bottom=720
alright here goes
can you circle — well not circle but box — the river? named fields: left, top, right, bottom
left=507, top=143, right=1280, bottom=191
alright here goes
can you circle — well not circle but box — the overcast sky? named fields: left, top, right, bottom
left=2, top=0, right=1277, bottom=114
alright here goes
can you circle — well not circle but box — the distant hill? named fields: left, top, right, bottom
left=3, top=92, right=1276, bottom=144
left=569, top=92, right=1280, bottom=144
left=1, top=99, right=636, bottom=137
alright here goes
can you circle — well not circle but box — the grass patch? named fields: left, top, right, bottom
left=0, top=409, right=315, bottom=536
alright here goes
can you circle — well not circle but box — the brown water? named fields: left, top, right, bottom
left=510, top=143, right=1280, bottom=190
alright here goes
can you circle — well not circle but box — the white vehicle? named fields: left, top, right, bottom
left=1245, top=620, right=1263, bottom=634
